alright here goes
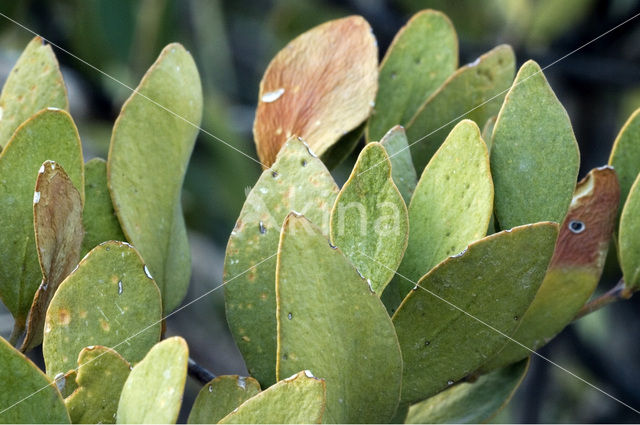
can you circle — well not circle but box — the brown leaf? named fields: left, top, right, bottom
left=20, top=160, right=84, bottom=352
left=253, top=16, right=378, bottom=167
left=551, top=166, right=620, bottom=269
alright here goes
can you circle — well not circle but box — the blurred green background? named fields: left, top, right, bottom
left=0, top=0, right=639, bottom=422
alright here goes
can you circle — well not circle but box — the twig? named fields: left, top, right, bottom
left=188, top=357, right=216, bottom=384
left=573, top=278, right=633, bottom=320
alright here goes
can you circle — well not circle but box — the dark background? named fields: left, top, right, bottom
left=0, top=0, right=639, bottom=422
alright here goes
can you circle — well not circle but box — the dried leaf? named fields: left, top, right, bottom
left=253, top=16, right=378, bottom=167
left=21, top=160, right=84, bottom=352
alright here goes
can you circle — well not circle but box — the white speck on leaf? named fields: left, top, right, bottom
left=261, top=88, right=285, bottom=103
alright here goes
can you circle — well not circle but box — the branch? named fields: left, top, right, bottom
left=573, top=278, right=634, bottom=320
left=188, top=357, right=216, bottom=385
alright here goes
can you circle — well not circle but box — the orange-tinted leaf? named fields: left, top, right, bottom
left=253, top=16, right=378, bottom=167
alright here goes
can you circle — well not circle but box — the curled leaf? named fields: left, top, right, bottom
left=609, top=107, right=640, bottom=218
left=21, top=160, right=84, bottom=352
left=253, top=16, right=378, bottom=167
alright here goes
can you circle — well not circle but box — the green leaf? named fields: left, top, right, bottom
left=187, top=375, right=261, bottom=424
left=224, top=137, right=339, bottom=387
left=406, top=358, right=529, bottom=424
left=276, top=214, right=402, bottom=423
left=320, top=122, right=365, bottom=171
left=619, top=172, right=640, bottom=289
left=108, top=43, right=203, bottom=314
left=609, top=107, right=640, bottom=219
left=330, top=142, right=408, bottom=293
left=406, top=45, right=515, bottom=172
left=383, top=120, right=493, bottom=313
left=392, top=222, right=558, bottom=403
left=0, top=109, right=83, bottom=337
left=379, top=125, right=418, bottom=205
left=481, top=116, right=497, bottom=152
left=21, top=160, right=84, bottom=352
left=218, top=371, right=326, bottom=424
left=253, top=16, right=377, bottom=167
left=82, top=158, right=125, bottom=256
left=42, top=241, right=162, bottom=377
left=65, top=346, right=131, bottom=424
left=482, top=167, right=619, bottom=370
left=116, top=337, right=188, bottom=424
left=491, top=60, right=580, bottom=230
left=366, top=10, right=458, bottom=142
left=0, top=336, right=70, bottom=423
left=0, top=37, right=68, bottom=149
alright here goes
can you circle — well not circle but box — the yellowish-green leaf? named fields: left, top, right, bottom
left=367, top=10, right=458, bottom=142
left=253, top=16, right=378, bottom=167
left=276, top=214, right=402, bottom=423
left=406, top=358, right=529, bottom=424
left=0, top=37, right=68, bottom=148
left=187, top=375, right=261, bottom=424
left=491, top=60, right=580, bottom=230
left=406, top=45, right=515, bottom=172
left=43, top=241, right=162, bottom=377
left=116, top=337, right=188, bottom=424
left=0, top=336, right=70, bottom=423
left=0, top=109, right=83, bottom=338
left=219, top=371, right=326, bottom=424
left=482, top=167, right=619, bottom=370
left=619, top=172, right=640, bottom=290
left=330, top=143, right=408, bottom=293
left=379, top=125, right=417, bottom=205
left=383, top=120, right=493, bottom=313
left=224, top=137, right=339, bottom=387
left=65, top=346, right=131, bottom=424
left=82, top=158, right=125, bottom=256
left=392, top=222, right=557, bottom=403
left=108, top=43, right=203, bottom=314
left=609, top=107, right=640, bottom=219
left=21, top=161, right=84, bottom=352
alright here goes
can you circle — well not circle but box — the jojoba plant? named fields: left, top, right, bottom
left=0, top=9, right=638, bottom=424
